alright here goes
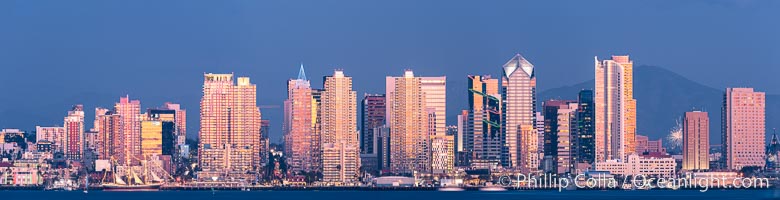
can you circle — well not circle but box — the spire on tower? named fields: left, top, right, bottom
left=297, top=63, right=307, bottom=80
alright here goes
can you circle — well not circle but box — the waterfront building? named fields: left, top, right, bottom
left=387, top=70, right=430, bottom=174
left=199, top=73, right=262, bottom=178
left=431, top=135, right=454, bottom=174
left=594, top=55, right=637, bottom=162
left=501, top=54, right=539, bottom=172
left=722, top=88, right=766, bottom=170
left=683, top=111, right=710, bottom=171
left=321, top=70, right=359, bottom=183
left=595, top=154, right=676, bottom=178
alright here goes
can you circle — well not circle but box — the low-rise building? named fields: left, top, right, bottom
left=595, top=154, right=676, bottom=178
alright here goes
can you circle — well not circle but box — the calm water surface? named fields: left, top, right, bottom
left=2, top=190, right=779, bottom=200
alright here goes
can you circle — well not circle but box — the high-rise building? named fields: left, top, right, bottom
left=574, top=90, right=596, bottom=166
left=199, top=73, right=262, bottom=177
left=283, top=65, right=320, bottom=173
left=360, top=94, right=386, bottom=173
left=35, top=126, right=65, bottom=153
left=421, top=76, right=447, bottom=138
left=64, top=105, right=85, bottom=160
left=321, top=70, right=359, bottom=183
left=147, top=109, right=176, bottom=157
left=361, top=94, right=386, bottom=154
left=542, top=100, right=578, bottom=174
left=95, top=108, right=122, bottom=160
left=260, top=120, right=270, bottom=167
left=594, top=55, right=637, bottom=162
left=387, top=70, right=430, bottom=174
left=467, top=75, right=502, bottom=167
left=722, top=88, right=765, bottom=170
left=683, top=111, right=709, bottom=171
left=115, top=96, right=142, bottom=164
left=375, top=125, right=392, bottom=172
left=455, top=110, right=469, bottom=167
left=501, top=54, right=538, bottom=172
left=141, top=120, right=163, bottom=159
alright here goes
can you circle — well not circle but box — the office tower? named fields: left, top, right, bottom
left=321, top=70, right=359, bottom=183
left=360, top=94, right=386, bottom=173
left=147, top=109, right=175, bottom=156
left=575, top=90, right=596, bottom=166
left=260, top=120, right=270, bottom=167
left=421, top=76, right=447, bottom=138
left=35, top=126, right=65, bottom=153
left=594, top=55, right=637, bottom=162
left=375, top=125, right=392, bottom=171
left=455, top=110, right=470, bottom=167
left=199, top=73, right=262, bottom=177
left=141, top=120, right=163, bottom=159
left=115, top=96, right=142, bottom=164
left=722, top=88, right=765, bottom=170
left=361, top=94, right=386, bottom=154
left=542, top=100, right=578, bottom=174
left=95, top=108, right=122, bottom=160
left=283, top=65, right=320, bottom=173
left=466, top=75, right=502, bottom=168
left=63, top=105, right=85, bottom=160
left=387, top=70, right=429, bottom=174
left=501, top=54, right=538, bottom=172
left=683, top=111, right=709, bottom=170
left=160, top=102, right=187, bottom=153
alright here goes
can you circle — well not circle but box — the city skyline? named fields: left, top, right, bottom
left=3, top=1, right=780, bottom=145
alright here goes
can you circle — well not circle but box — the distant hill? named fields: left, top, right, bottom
left=539, top=65, right=779, bottom=146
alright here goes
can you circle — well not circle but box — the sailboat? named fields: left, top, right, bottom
left=102, top=158, right=163, bottom=191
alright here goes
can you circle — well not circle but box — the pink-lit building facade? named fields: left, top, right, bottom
left=199, top=73, right=262, bottom=178
left=722, top=88, right=765, bottom=170
left=683, top=111, right=709, bottom=170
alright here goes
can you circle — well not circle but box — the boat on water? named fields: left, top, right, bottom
left=479, top=186, right=507, bottom=192
left=438, top=187, right=465, bottom=192
left=101, top=156, right=170, bottom=191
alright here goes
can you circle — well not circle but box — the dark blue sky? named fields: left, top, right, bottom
left=1, top=0, right=778, bottom=142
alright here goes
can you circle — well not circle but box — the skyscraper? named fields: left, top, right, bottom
left=63, top=105, right=85, bottom=160
left=260, top=119, right=270, bottom=167
left=199, top=73, right=262, bottom=178
left=431, top=135, right=454, bottom=173
left=141, top=120, right=163, bottom=159
left=722, top=88, right=765, bottom=170
left=683, top=111, right=709, bottom=171
left=574, top=90, right=595, bottom=166
left=321, top=70, right=359, bottom=183
left=360, top=94, right=386, bottom=155
left=95, top=108, right=122, bottom=160
left=387, top=70, right=429, bottom=174
left=360, top=94, right=386, bottom=173
left=594, top=55, right=636, bottom=162
left=467, top=75, right=502, bottom=167
left=115, top=96, right=141, bottom=164
left=542, top=100, right=577, bottom=174
left=501, top=54, right=538, bottom=172
left=421, top=76, right=447, bottom=138
left=283, top=65, right=319, bottom=173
